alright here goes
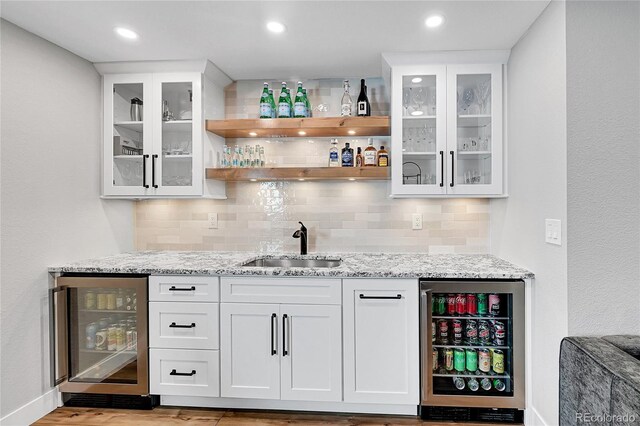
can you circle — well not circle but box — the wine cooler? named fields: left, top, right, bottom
left=50, top=275, right=149, bottom=398
left=419, top=280, right=524, bottom=421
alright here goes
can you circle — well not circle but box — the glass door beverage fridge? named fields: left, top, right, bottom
left=420, top=280, right=524, bottom=422
left=50, top=276, right=149, bottom=398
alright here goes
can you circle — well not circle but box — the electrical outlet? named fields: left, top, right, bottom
left=208, top=213, right=218, bottom=229
left=412, top=213, right=423, bottom=230
left=545, top=219, right=561, bottom=245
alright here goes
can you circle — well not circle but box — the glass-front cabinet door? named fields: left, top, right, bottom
left=391, top=65, right=447, bottom=196
left=446, top=64, right=503, bottom=195
left=103, top=74, right=153, bottom=197
left=152, top=73, right=202, bottom=196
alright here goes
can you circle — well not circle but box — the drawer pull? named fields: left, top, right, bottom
left=169, top=286, right=196, bottom=292
left=169, top=322, right=196, bottom=328
left=359, top=294, right=402, bottom=300
left=170, top=369, right=196, bottom=376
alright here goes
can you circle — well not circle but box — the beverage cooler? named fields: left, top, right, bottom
left=419, top=280, right=524, bottom=421
left=50, top=276, right=150, bottom=403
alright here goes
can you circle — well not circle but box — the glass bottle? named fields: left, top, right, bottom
left=294, top=82, right=307, bottom=118
left=232, top=145, right=239, bottom=168
left=259, top=146, right=266, bottom=167
left=268, top=90, right=276, bottom=118
left=364, top=138, right=377, bottom=166
left=341, top=80, right=353, bottom=117
left=356, top=79, right=371, bottom=116
left=355, top=147, right=363, bottom=167
left=302, top=88, right=311, bottom=117
left=278, top=82, right=291, bottom=118
left=259, top=82, right=272, bottom=119
left=329, top=139, right=340, bottom=167
left=238, top=146, right=245, bottom=168
left=377, top=145, right=389, bottom=167
left=341, top=142, right=354, bottom=167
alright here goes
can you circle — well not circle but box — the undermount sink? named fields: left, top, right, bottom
left=242, top=257, right=343, bottom=268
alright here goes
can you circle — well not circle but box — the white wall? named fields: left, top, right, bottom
left=565, top=1, right=640, bottom=335
left=490, top=2, right=568, bottom=425
left=0, top=20, right=134, bottom=423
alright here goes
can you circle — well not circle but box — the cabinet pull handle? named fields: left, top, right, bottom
left=439, top=151, right=444, bottom=187
left=449, top=151, right=455, bottom=187
left=359, top=294, right=402, bottom=300
left=282, top=314, right=289, bottom=356
left=142, top=154, right=150, bottom=188
left=271, top=313, right=277, bottom=355
left=169, top=322, right=196, bottom=328
left=152, top=154, right=159, bottom=188
left=168, top=286, right=196, bottom=291
left=170, top=369, right=196, bottom=376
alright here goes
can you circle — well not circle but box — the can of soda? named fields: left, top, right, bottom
left=98, top=318, right=109, bottom=330
left=453, top=377, right=465, bottom=390
left=478, top=348, right=491, bottom=373
left=467, top=378, right=479, bottom=392
left=478, top=320, right=492, bottom=344
left=438, top=319, right=449, bottom=343
left=85, top=322, right=97, bottom=349
left=494, top=322, right=506, bottom=346
left=466, top=294, right=477, bottom=315
left=126, top=330, right=135, bottom=350
left=106, top=291, right=116, bottom=310
left=480, top=377, right=492, bottom=390
left=446, top=294, right=456, bottom=315
left=116, top=327, right=126, bottom=351
left=489, top=294, right=500, bottom=316
left=477, top=293, right=488, bottom=315
left=465, top=348, right=478, bottom=372
left=97, top=292, right=107, bottom=310
left=452, top=319, right=463, bottom=344
left=465, top=319, right=478, bottom=344
left=454, top=348, right=466, bottom=372
left=455, top=294, right=467, bottom=315
left=493, top=379, right=506, bottom=391
left=95, top=329, right=107, bottom=351
left=434, top=294, right=446, bottom=315
left=492, top=349, right=505, bottom=374
left=85, top=290, right=96, bottom=310
left=444, top=348, right=454, bottom=371
left=107, top=327, right=117, bottom=351
left=431, top=320, right=436, bottom=343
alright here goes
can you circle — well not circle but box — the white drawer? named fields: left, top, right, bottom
left=149, top=302, right=219, bottom=349
left=149, top=276, right=219, bottom=302
left=150, top=348, right=219, bottom=397
left=220, top=277, right=341, bottom=305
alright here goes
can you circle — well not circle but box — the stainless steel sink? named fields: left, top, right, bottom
left=242, top=257, right=342, bottom=268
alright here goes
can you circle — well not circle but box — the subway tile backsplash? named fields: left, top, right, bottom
left=134, top=79, right=490, bottom=254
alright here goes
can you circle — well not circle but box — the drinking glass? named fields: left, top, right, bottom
left=411, top=87, right=426, bottom=115
left=477, top=80, right=491, bottom=114
left=403, top=88, right=412, bottom=116
left=427, top=87, right=436, bottom=115
left=462, top=88, right=475, bottom=114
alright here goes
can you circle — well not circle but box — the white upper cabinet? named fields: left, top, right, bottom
left=389, top=60, right=505, bottom=197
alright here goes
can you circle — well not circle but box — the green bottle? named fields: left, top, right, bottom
left=268, top=89, right=276, bottom=118
left=286, top=88, right=294, bottom=118
left=293, top=82, right=307, bottom=118
left=259, top=82, right=272, bottom=119
left=277, top=82, right=291, bottom=118
left=302, top=88, right=311, bottom=118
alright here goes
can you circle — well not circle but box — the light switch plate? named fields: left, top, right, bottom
left=412, top=213, right=423, bottom=230
left=545, top=219, right=561, bottom=245
left=208, top=213, right=218, bottom=229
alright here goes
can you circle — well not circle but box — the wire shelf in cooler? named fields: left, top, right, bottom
left=80, top=309, right=137, bottom=314
left=433, top=344, right=510, bottom=350
left=80, top=349, right=137, bottom=355
left=432, top=315, right=509, bottom=320
left=432, top=371, right=511, bottom=380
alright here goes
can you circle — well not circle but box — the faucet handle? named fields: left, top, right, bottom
left=292, top=230, right=301, bottom=238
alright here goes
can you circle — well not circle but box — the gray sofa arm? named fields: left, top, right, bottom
left=560, top=336, right=640, bottom=425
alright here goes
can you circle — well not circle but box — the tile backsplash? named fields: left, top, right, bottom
left=134, top=79, right=490, bottom=254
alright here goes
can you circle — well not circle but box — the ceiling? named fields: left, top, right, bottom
left=0, top=1, right=550, bottom=80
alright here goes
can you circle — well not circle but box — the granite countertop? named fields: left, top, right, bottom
left=49, top=251, right=534, bottom=280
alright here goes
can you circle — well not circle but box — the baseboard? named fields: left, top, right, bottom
left=160, top=395, right=418, bottom=416
left=525, top=405, right=548, bottom=426
left=0, top=388, right=59, bottom=426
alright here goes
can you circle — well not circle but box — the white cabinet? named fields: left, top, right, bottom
left=390, top=63, right=504, bottom=197
left=343, top=279, right=419, bottom=405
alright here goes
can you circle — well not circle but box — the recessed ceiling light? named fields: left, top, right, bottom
left=114, top=27, right=139, bottom=40
left=425, top=15, right=445, bottom=28
left=266, top=21, right=286, bottom=33
left=411, top=110, right=424, bottom=116
left=411, top=77, right=423, bottom=84
left=249, top=132, right=258, bottom=137
left=348, top=178, right=356, bottom=181
left=250, top=179, right=257, bottom=182
left=298, top=178, right=305, bottom=181
left=347, top=130, right=356, bottom=135
left=298, top=131, right=306, bottom=136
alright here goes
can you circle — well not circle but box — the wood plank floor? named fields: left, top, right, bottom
left=34, top=407, right=517, bottom=426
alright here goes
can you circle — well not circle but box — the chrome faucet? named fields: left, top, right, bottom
left=292, top=221, right=308, bottom=255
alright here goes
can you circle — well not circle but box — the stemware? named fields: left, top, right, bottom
left=411, top=87, right=426, bottom=115
left=402, top=88, right=412, bottom=116
left=427, top=87, right=436, bottom=115
left=462, top=88, right=475, bottom=114
left=477, top=80, right=491, bottom=114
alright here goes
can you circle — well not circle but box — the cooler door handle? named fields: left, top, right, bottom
left=49, top=286, right=68, bottom=387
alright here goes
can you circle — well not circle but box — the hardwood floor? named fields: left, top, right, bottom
left=34, top=407, right=517, bottom=426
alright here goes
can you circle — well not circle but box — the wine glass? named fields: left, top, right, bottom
left=411, top=87, right=426, bottom=115
left=403, top=88, right=412, bottom=116
left=427, top=87, right=436, bottom=115
left=477, top=80, right=491, bottom=114
left=462, top=88, right=475, bottom=114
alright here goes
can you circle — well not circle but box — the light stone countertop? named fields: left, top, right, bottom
left=49, top=251, right=534, bottom=280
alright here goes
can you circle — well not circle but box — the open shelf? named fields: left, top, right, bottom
left=458, top=115, right=491, bottom=128
left=206, top=166, right=390, bottom=181
left=205, top=116, right=390, bottom=138
left=403, top=115, right=436, bottom=120
left=113, top=155, right=143, bottom=161
left=114, top=121, right=143, bottom=132
left=458, top=151, right=492, bottom=156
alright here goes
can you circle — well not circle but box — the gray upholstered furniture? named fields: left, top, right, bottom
left=560, top=335, right=640, bottom=425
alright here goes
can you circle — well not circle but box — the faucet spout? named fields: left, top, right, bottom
left=292, top=221, right=308, bottom=255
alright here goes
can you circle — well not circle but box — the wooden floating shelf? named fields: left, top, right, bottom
left=206, top=167, right=390, bottom=182
left=205, top=116, right=390, bottom=138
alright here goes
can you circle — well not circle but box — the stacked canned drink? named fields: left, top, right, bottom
left=84, top=289, right=138, bottom=354
left=84, top=288, right=137, bottom=312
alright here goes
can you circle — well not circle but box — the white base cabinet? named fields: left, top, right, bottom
left=342, top=279, right=419, bottom=405
left=150, top=348, right=220, bottom=397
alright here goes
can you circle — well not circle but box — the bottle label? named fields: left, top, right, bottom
left=357, top=101, right=367, bottom=115
left=278, top=103, right=291, bottom=118
left=342, top=151, right=353, bottom=166
left=341, top=104, right=352, bottom=116
left=364, top=151, right=376, bottom=165
left=260, top=103, right=272, bottom=118
left=378, top=156, right=388, bottom=167
left=294, top=102, right=307, bottom=117
left=330, top=152, right=339, bottom=161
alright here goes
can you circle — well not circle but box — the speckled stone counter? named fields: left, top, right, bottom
left=49, top=251, right=534, bottom=280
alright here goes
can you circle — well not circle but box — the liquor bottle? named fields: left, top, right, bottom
left=355, top=147, right=363, bottom=167
left=238, top=146, right=245, bottom=168
left=328, top=139, right=340, bottom=167
left=356, top=79, right=371, bottom=116
left=259, top=146, right=266, bottom=167
left=341, top=80, right=353, bottom=116
left=259, top=82, right=272, bottom=119
left=364, top=138, right=377, bottom=166
left=293, top=82, right=307, bottom=118
left=341, top=142, right=354, bottom=167
left=377, top=145, right=389, bottom=167
left=278, top=82, right=291, bottom=118
left=268, top=89, right=276, bottom=118
left=302, top=88, right=311, bottom=117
